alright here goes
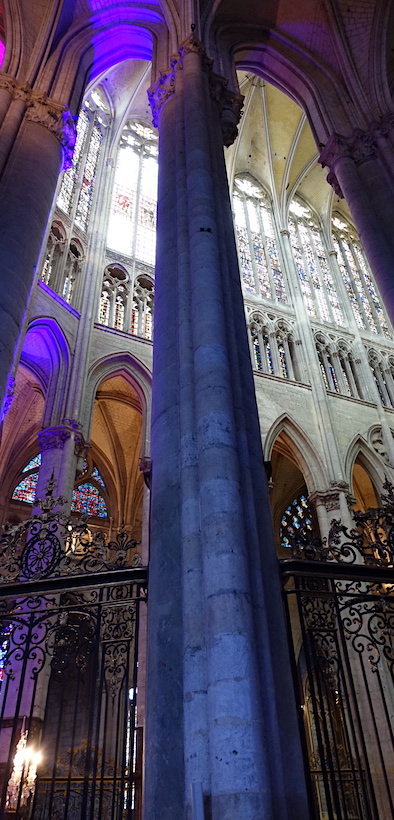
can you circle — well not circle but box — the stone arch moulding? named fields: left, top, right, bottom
left=20, top=316, right=71, bottom=426
left=39, top=15, right=165, bottom=112
left=264, top=413, right=328, bottom=494
left=85, top=351, right=152, bottom=458
left=344, top=434, right=387, bottom=498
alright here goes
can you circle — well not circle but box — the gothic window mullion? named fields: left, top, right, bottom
left=129, top=146, right=145, bottom=295
left=296, top=221, right=320, bottom=318
left=257, top=205, right=275, bottom=301
left=281, top=336, right=295, bottom=380
left=268, top=331, right=281, bottom=377
left=244, top=197, right=262, bottom=296
left=68, top=112, right=95, bottom=226
left=332, top=351, right=347, bottom=395
left=374, top=363, right=389, bottom=406
left=348, top=242, right=382, bottom=333
left=336, top=235, right=372, bottom=332
left=305, top=222, right=333, bottom=324
left=342, top=354, right=358, bottom=397
left=321, top=348, right=336, bottom=391
left=382, top=365, right=394, bottom=407
left=255, top=328, right=267, bottom=372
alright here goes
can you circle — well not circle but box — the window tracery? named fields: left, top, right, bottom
left=62, top=240, right=83, bottom=304
left=131, top=276, right=154, bottom=340
left=368, top=351, right=394, bottom=407
left=98, top=265, right=129, bottom=331
left=72, top=459, right=108, bottom=518
left=248, top=314, right=299, bottom=381
left=12, top=454, right=41, bottom=504
left=107, top=120, right=158, bottom=265
left=40, top=223, right=66, bottom=288
left=289, top=200, right=344, bottom=326
left=233, top=176, right=287, bottom=303
left=332, top=216, right=390, bottom=338
left=57, top=97, right=105, bottom=231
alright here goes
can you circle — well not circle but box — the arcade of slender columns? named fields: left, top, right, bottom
left=144, top=35, right=310, bottom=819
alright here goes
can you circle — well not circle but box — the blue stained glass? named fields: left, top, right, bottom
left=71, top=483, right=107, bottom=517
left=91, top=466, right=106, bottom=488
left=280, top=494, right=313, bottom=549
left=12, top=472, right=39, bottom=504
left=22, top=454, right=41, bottom=472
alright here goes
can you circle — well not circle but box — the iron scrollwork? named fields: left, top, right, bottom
left=0, top=479, right=142, bottom=583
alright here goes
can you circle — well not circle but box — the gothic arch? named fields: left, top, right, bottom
left=264, top=413, right=327, bottom=492
left=20, top=317, right=71, bottom=425
left=344, top=434, right=386, bottom=498
left=86, top=352, right=152, bottom=456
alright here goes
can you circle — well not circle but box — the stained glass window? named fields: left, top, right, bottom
left=280, top=494, right=313, bottom=549
left=75, top=122, right=103, bottom=232
left=71, top=483, right=107, bottom=517
left=22, top=455, right=41, bottom=472
left=332, top=217, right=391, bottom=338
left=233, top=177, right=287, bottom=303
left=107, top=121, right=158, bottom=265
left=12, top=471, right=39, bottom=504
left=114, top=294, right=125, bottom=331
left=99, top=291, right=110, bottom=325
left=57, top=109, right=89, bottom=214
left=289, top=201, right=344, bottom=325
left=91, top=466, right=106, bottom=488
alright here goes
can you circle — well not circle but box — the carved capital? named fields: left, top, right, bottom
left=148, top=36, right=243, bottom=146
left=148, top=66, right=178, bottom=128
left=310, top=482, right=353, bottom=512
left=212, top=80, right=244, bottom=147
left=39, top=425, right=71, bottom=452
left=0, top=73, right=17, bottom=96
left=25, top=95, right=76, bottom=170
left=326, top=169, right=344, bottom=198
left=320, top=128, right=379, bottom=192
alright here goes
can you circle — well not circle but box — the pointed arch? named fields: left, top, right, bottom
left=20, top=317, right=71, bottom=425
left=264, top=413, right=328, bottom=493
left=86, top=350, right=152, bottom=456
left=344, top=434, right=387, bottom=497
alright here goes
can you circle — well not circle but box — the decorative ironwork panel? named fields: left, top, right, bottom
left=281, top=485, right=394, bottom=819
left=0, top=489, right=147, bottom=820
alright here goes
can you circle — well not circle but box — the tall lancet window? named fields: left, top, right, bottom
left=232, top=176, right=287, bottom=303
left=289, top=200, right=344, bottom=325
left=107, top=121, right=158, bottom=265
left=332, top=216, right=391, bottom=338
left=57, top=91, right=107, bottom=229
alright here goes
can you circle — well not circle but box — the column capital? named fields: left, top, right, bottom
left=25, top=94, right=76, bottom=170
left=39, top=425, right=71, bottom=452
left=310, top=481, right=355, bottom=513
left=148, top=35, right=243, bottom=146
left=0, top=74, right=76, bottom=169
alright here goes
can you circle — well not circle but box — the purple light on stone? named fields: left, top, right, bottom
left=87, top=6, right=158, bottom=81
left=0, top=41, right=4, bottom=69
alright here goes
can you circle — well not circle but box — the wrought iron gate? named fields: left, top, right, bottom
left=0, top=485, right=147, bottom=820
left=281, top=489, right=394, bottom=820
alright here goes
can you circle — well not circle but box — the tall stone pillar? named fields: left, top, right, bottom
left=0, top=76, right=75, bottom=416
left=145, top=34, right=310, bottom=820
left=320, top=126, right=394, bottom=325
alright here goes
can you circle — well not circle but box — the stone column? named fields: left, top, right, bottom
left=145, top=34, right=310, bottom=820
left=0, top=79, right=75, bottom=417
left=35, top=420, right=88, bottom=509
left=320, top=129, right=394, bottom=324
